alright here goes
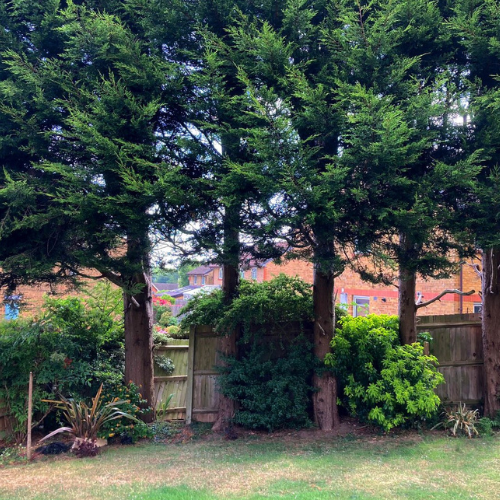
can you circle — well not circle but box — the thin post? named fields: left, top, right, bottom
left=27, top=371, right=33, bottom=460
left=424, top=341, right=430, bottom=356
left=185, top=326, right=195, bottom=425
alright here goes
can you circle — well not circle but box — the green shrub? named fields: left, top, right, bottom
left=326, top=315, right=444, bottom=431
left=158, top=310, right=173, bottom=328
left=97, top=382, right=152, bottom=443
left=153, top=354, right=175, bottom=374
left=166, top=325, right=186, bottom=338
left=218, top=334, right=317, bottom=431
left=183, top=275, right=321, bottom=431
left=153, top=328, right=171, bottom=345
left=181, top=274, right=315, bottom=336
left=0, top=282, right=124, bottom=442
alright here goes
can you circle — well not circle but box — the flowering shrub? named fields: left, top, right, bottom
left=97, top=382, right=152, bottom=443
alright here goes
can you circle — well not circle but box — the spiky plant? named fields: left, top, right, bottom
left=40, top=384, right=139, bottom=443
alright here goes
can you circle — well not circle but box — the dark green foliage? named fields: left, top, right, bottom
left=181, top=274, right=314, bottom=337
left=183, top=275, right=320, bottom=431
left=218, top=335, right=316, bottom=432
left=326, top=315, right=444, bottom=431
left=0, top=284, right=124, bottom=441
left=97, top=382, right=152, bottom=443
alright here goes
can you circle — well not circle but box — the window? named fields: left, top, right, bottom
left=473, top=303, right=482, bottom=314
left=251, top=267, right=257, bottom=280
left=4, top=296, right=20, bottom=320
left=218, top=267, right=223, bottom=280
left=194, top=276, right=197, bottom=285
left=353, top=296, right=370, bottom=317
left=201, top=276, right=205, bottom=285
left=240, top=269, right=245, bottom=279
left=338, top=292, right=349, bottom=310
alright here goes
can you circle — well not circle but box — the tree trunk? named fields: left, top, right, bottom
left=312, top=268, right=339, bottom=431
left=124, top=271, right=154, bottom=423
left=212, top=205, right=240, bottom=432
left=398, top=267, right=417, bottom=345
left=482, top=247, right=500, bottom=417
left=398, top=232, right=417, bottom=345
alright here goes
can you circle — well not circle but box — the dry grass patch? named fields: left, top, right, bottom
left=1, top=433, right=500, bottom=500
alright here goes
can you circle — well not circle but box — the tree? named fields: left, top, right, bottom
left=213, top=0, right=455, bottom=429
left=452, top=0, right=500, bottom=417
left=136, top=0, right=291, bottom=430
left=357, top=1, right=478, bottom=345
left=0, top=2, right=188, bottom=413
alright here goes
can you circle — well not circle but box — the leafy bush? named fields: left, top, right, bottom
left=158, top=310, right=173, bottom=327
left=218, top=334, right=317, bottom=431
left=0, top=282, right=124, bottom=441
left=97, top=382, right=152, bottom=443
left=181, top=274, right=314, bottom=335
left=153, top=328, right=171, bottom=345
left=153, top=354, right=175, bottom=374
left=326, top=315, right=444, bottom=431
left=183, top=275, right=320, bottom=431
left=166, top=325, right=187, bottom=338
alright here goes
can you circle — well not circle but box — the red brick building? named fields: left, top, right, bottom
left=186, top=256, right=482, bottom=317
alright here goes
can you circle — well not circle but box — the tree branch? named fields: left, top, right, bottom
left=416, top=289, right=475, bottom=310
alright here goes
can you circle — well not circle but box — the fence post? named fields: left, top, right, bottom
left=423, top=341, right=430, bottom=356
left=185, top=325, right=195, bottom=424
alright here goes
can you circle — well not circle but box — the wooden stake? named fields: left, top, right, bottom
left=424, top=341, right=430, bottom=356
left=27, top=371, right=33, bottom=460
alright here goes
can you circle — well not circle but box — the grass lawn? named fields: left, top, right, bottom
left=1, top=431, right=499, bottom=500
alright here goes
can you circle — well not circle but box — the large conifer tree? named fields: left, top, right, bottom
left=0, top=1, right=188, bottom=412
left=452, top=0, right=500, bottom=417
left=212, top=0, right=453, bottom=429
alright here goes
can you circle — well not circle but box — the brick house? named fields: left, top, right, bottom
left=186, top=256, right=482, bottom=318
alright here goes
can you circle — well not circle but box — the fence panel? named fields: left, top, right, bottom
left=417, top=313, right=483, bottom=405
left=153, top=338, right=189, bottom=420
left=0, top=398, right=15, bottom=439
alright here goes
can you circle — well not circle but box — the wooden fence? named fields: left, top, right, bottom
left=0, top=313, right=486, bottom=439
left=185, top=325, right=220, bottom=423
left=0, top=398, right=15, bottom=439
left=153, top=338, right=189, bottom=420
left=417, top=313, right=483, bottom=405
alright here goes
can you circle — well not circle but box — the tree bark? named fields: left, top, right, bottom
left=124, top=271, right=154, bottom=423
left=398, top=267, right=417, bottom=345
left=398, top=232, right=417, bottom=345
left=212, top=205, right=240, bottom=432
left=312, top=268, right=340, bottom=431
left=482, top=247, right=500, bottom=418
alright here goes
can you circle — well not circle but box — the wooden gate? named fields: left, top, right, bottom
left=185, top=326, right=220, bottom=424
left=417, top=313, right=483, bottom=405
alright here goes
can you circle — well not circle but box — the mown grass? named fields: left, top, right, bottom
left=1, top=433, right=499, bottom=499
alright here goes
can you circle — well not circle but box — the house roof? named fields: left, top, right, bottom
left=152, top=283, right=179, bottom=291
left=155, top=285, right=198, bottom=298
left=186, top=265, right=217, bottom=276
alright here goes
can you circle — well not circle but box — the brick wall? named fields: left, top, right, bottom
left=258, top=255, right=482, bottom=317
